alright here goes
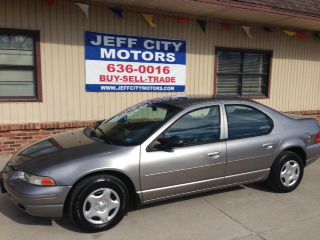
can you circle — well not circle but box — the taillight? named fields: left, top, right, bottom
left=316, top=132, right=320, bottom=144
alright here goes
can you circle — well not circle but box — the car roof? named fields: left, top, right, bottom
left=150, top=96, right=255, bottom=109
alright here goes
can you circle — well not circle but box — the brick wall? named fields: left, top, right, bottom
left=0, top=121, right=96, bottom=156
left=0, top=110, right=319, bottom=156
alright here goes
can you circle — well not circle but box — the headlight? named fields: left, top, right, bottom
left=17, top=171, right=56, bottom=186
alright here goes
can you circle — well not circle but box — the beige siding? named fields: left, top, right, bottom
left=0, top=0, right=320, bottom=124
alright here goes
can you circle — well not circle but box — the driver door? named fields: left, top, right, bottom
left=140, top=105, right=227, bottom=203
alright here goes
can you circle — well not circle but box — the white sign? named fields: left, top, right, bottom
left=85, top=32, right=186, bottom=92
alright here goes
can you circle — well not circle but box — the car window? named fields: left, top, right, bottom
left=164, top=106, right=220, bottom=145
left=225, top=104, right=273, bottom=139
left=94, top=103, right=181, bottom=146
left=128, top=106, right=168, bottom=122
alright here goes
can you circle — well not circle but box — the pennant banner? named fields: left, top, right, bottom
left=241, top=26, right=252, bottom=39
left=74, top=2, right=90, bottom=18
left=110, top=7, right=124, bottom=18
left=142, top=14, right=157, bottom=28
left=283, top=30, right=296, bottom=37
left=197, top=19, right=207, bottom=32
left=42, top=2, right=319, bottom=43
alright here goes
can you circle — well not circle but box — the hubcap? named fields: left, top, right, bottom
left=83, top=188, right=120, bottom=225
left=280, top=160, right=300, bottom=187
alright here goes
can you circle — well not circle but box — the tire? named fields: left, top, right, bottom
left=267, top=151, right=304, bottom=193
left=67, top=174, right=129, bottom=232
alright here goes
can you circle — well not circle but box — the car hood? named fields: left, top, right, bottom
left=9, top=128, right=127, bottom=173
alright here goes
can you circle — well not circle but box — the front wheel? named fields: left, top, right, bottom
left=267, top=151, right=304, bottom=193
left=68, top=175, right=129, bottom=232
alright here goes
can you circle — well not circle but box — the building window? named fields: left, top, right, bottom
left=216, top=48, right=271, bottom=98
left=0, top=29, right=41, bottom=101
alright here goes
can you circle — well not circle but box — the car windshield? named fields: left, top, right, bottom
left=91, top=102, right=181, bottom=146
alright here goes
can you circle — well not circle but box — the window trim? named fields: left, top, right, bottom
left=214, top=47, right=273, bottom=99
left=224, top=104, right=274, bottom=140
left=0, top=28, right=42, bottom=102
left=147, top=105, right=222, bottom=151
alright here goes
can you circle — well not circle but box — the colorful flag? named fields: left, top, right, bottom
left=197, top=19, right=207, bottom=32
left=283, top=30, right=297, bottom=37
left=174, top=17, right=190, bottom=24
left=297, top=32, right=306, bottom=40
left=142, top=14, right=157, bottom=28
left=241, top=26, right=252, bottom=39
left=262, top=26, right=274, bottom=32
left=74, top=2, right=90, bottom=18
left=221, top=23, right=232, bottom=30
left=110, top=7, right=124, bottom=18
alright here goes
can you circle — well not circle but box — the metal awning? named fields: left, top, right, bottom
left=93, top=0, right=320, bottom=31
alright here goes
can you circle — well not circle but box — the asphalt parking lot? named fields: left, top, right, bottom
left=1, top=156, right=320, bottom=240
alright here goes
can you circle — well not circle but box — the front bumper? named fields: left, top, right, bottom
left=1, top=169, right=72, bottom=218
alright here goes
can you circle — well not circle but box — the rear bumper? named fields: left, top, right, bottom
left=306, top=144, right=320, bottom=166
left=1, top=170, right=71, bottom=218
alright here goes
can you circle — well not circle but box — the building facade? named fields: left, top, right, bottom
left=0, top=0, right=320, bottom=155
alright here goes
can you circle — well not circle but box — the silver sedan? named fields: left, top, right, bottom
left=1, top=97, right=320, bottom=232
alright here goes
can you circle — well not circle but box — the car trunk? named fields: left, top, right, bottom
left=282, top=112, right=318, bottom=121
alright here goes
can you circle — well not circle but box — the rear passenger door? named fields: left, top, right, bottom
left=224, top=104, right=282, bottom=184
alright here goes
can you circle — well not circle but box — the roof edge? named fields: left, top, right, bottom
left=194, top=0, right=320, bottom=22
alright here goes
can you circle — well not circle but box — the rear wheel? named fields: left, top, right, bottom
left=268, top=151, right=304, bottom=193
left=68, top=175, right=129, bottom=232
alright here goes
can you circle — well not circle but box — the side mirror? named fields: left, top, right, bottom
left=94, top=120, right=103, bottom=128
left=157, top=136, right=184, bottom=150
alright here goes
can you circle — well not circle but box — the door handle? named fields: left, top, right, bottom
left=262, top=143, right=274, bottom=150
left=207, top=152, right=221, bottom=158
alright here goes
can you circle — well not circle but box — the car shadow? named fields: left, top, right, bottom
left=0, top=195, right=53, bottom=226
left=0, top=182, right=274, bottom=233
left=134, top=185, right=245, bottom=211
left=54, top=186, right=247, bottom=232
left=0, top=194, right=83, bottom=232
left=55, top=218, right=85, bottom=233
left=245, top=181, right=276, bottom=193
